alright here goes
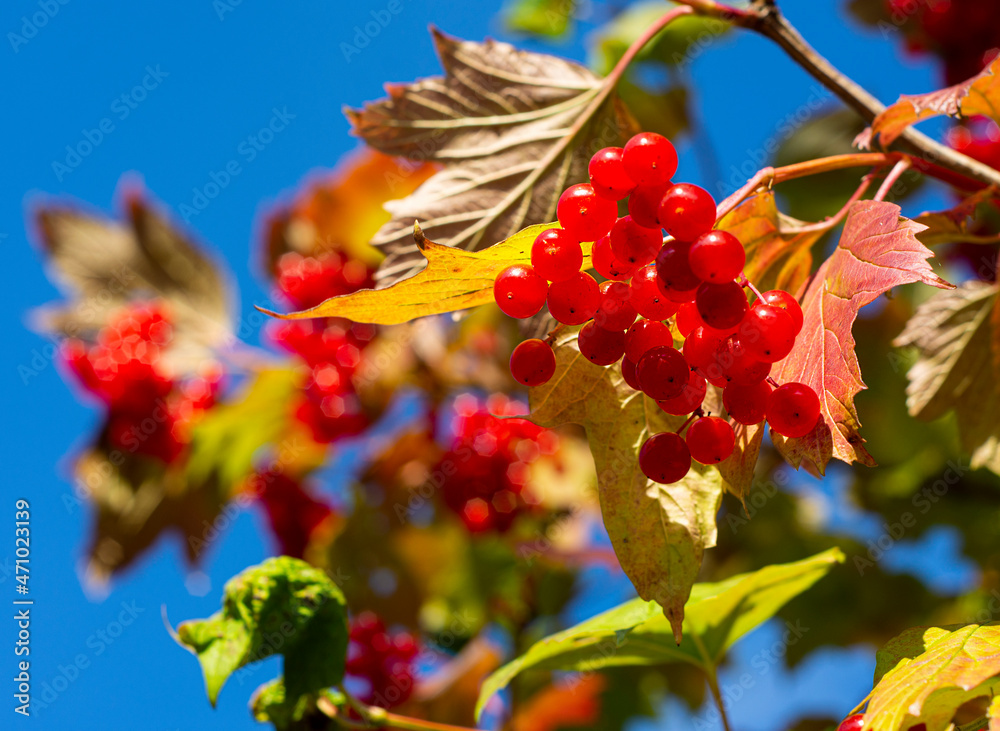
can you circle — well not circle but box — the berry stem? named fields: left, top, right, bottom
left=873, top=158, right=912, bottom=202
left=674, top=409, right=703, bottom=436
left=738, top=275, right=764, bottom=302
left=325, top=690, right=479, bottom=731
left=766, top=376, right=780, bottom=388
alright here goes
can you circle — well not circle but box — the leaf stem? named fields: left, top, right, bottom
left=873, top=159, right=912, bottom=202
left=690, top=631, right=733, bottom=731
left=604, top=6, right=697, bottom=87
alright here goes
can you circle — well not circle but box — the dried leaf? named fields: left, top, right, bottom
left=914, top=186, right=1000, bottom=246
left=717, top=422, right=765, bottom=500
left=347, top=28, right=636, bottom=283
left=858, top=56, right=1000, bottom=148
left=772, top=200, right=952, bottom=474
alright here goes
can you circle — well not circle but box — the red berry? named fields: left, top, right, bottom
left=625, top=319, right=673, bottom=364
left=595, top=280, right=638, bottom=332
left=757, top=289, right=803, bottom=333
left=622, top=132, right=678, bottom=187
left=655, top=240, right=701, bottom=293
left=836, top=715, right=864, bottom=731
left=494, top=265, right=548, bottom=319
left=547, top=271, right=600, bottom=325
left=510, top=339, right=556, bottom=387
left=628, top=183, right=668, bottom=229
left=662, top=286, right=698, bottom=304
left=675, top=302, right=704, bottom=337
left=688, top=230, right=746, bottom=282
left=592, top=235, right=638, bottom=282
left=658, top=183, right=717, bottom=242
left=696, top=281, right=748, bottom=330
left=629, top=265, right=678, bottom=321
left=683, top=326, right=724, bottom=374
left=639, top=432, right=691, bottom=484
left=636, top=345, right=689, bottom=400
left=767, top=382, right=821, bottom=438
left=531, top=228, right=583, bottom=282
left=716, top=335, right=771, bottom=386
left=742, top=303, right=797, bottom=363
left=578, top=321, right=626, bottom=366
left=686, top=416, right=736, bottom=464
left=621, top=357, right=642, bottom=390
left=723, top=381, right=772, bottom=425
left=589, top=147, right=636, bottom=200
left=610, top=215, right=662, bottom=267
left=557, top=183, right=618, bottom=242
left=657, top=370, right=707, bottom=415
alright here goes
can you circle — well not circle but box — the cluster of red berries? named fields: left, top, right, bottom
left=885, top=0, right=1000, bottom=84
left=269, top=252, right=377, bottom=443
left=249, top=468, right=336, bottom=559
left=62, top=301, right=222, bottom=464
left=437, top=394, right=557, bottom=532
left=346, top=611, right=419, bottom=709
left=493, top=132, right=821, bottom=484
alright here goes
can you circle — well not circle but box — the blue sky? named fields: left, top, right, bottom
left=0, top=1, right=964, bottom=729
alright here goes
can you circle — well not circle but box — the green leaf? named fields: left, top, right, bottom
left=865, top=623, right=1000, bottom=730
left=250, top=678, right=344, bottom=731
left=176, top=557, right=348, bottom=706
left=503, top=0, right=575, bottom=38
left=475, top=548, right=844, bottom=720
left=529, top=326, right=723, bottom=642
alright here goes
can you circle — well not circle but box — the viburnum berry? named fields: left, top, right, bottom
left=835, top=714, right=864, bottom=731
left=622, top=132, right=678, bottom=187
left=686, top=416, right=736, bottom=464
left=655, top=240, right=701, bottom=293
left=510, top=339, right=556, bottom=387
left=716, top=335, right=770, bottom=386
left=625, top=319, right=673, bottom=363
left=696, top=281, right=748, bottom=330
left=346, top=611, right=419, bottom=708
left=610, top=215, right=662, bottom=267
left=629, top=264, right=678, bottom=321
left=621, top=357, right=642, bottom=391
left=557, top=183, right=618, bottom=242
left=531, top=228, right=584, bottom=282
left=547, top=271, right=600, bottom=325
left=757, top=289, right=803, bottom=333
left=675, top=301, right=705, bottom=337
left=595, top=280, right=638, bottom=332
left=767, top=382, right=821, bottom=438
left=683, top=326, right=724, bottom=374
left=628, top=183, right=668, bottom=229
left=494, top=264, right=548, bottom=319
left=578, top=321, right=626, bottom=365
left=688, top=230, right=746, bottom=283
left=592, top=235, right=638, bottom=281
left=639, top=432, right=691, bottom=484
left=657, top=370, right=707, bottom=415
left=636, top=345, right=688, bottom=400
left=276, top=251, right=375, bottom=310
left=589, top=146, right=636, bottom=200
left=742, top=303, right=797, bottom=363
left=658, top=183, right=717, bottom=242
left=723, top=380, right=772, bottom=425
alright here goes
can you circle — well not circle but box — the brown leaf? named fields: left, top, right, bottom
left=717, top=422, right=765, bottom=501
left=772, top=200, right=952, bottom=474
left=347, top=28, right=636, bottom=283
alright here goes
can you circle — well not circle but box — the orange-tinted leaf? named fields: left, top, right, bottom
left=858, top=56, right=1000, bottom=148
left=508, top=675, right=605, bottom=731
left=771, top=200, right=952, bottom=474
left=717, top=422, right=764, bottom=500
left=915, top=186, right=1000, bottom=246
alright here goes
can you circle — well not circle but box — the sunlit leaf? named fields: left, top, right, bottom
left=915, top=186, right=1000, bottom=246
left=503, top=0, right=576, bottom=38
left=250, top=678, right=343, bottom=731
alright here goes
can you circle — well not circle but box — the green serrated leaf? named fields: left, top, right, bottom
left=176, top=557, right=348, bottom=706
left=250, top=677, right=344, bottom=731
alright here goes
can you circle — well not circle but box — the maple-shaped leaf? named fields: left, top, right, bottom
left=347, top=28, right=637, bottom=284
left=857, top=55, right=1000, bottom=148
left=914, top=186, right=1000, bottom=247
left=771, top=200, right=952, bottom=475
left=894, top=281, right=1000, bottom=476
left=527, top=326, right=723, bottom=642
left=864, top=623, right=1000, bottom=730
left=260, top=222, right=591, bottom=324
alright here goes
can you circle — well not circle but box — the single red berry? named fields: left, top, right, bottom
left=510, top=339, right=556, bottom=387
left=688, top=230, right=746, bottom=282
left=657, top=370, right=707, bottom=415
left=592, top=235, right=638, bottom=282
left=662, top=286, right=698, bottom=304
left=578, top=321, right=626, bottom=366
left=595, top=280, right=638, bottom=332
left=636, top=345, right=689, bottom=400
left=628, top=183, right=668, bottom=229
left=557, top=183, right=618, bottom=242
left=716, top=335, right=771, bottom=386
left=625, top=319, right=673, bottom=363
left=655, top=240, right=701, bottom=293
left=658, top=183, right=717, bottom=242
left=547, top=271, right=600, bottom=325
left=767, top=382, right=821, bottom=438
left=639, top=432, right=691, bottom=484
left=621, top=357, right=642, bottom=390
left=686, top=416, right=736, bottom=464
left=723, top=381, right=772, bottom=425
left=742, top=303, right=797, bottom=363
left=683, top=326, right=724, bottom=374
left=610, top=215, right=662, bottom=267
left=675, top=302, right=705, bottom=337
left=835, top=714, right=864, bottom=731
left=696, top=281, right=748, bottom=330
left=629, top=265, right=678, bottom=321
left=622, top=132, right=678, bottom=187
left=757, top=289, right=803, bottom=333
left=494, top=265, right=548, bottom=319
left=589, top=147, right=636, bottom=200
left=531, top=228, right=584, bottom=282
